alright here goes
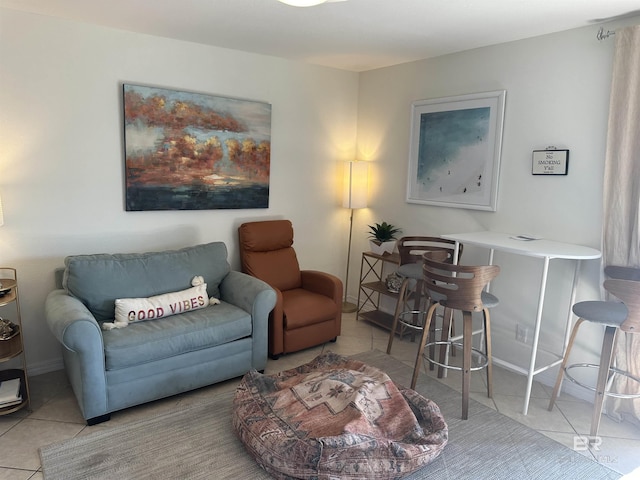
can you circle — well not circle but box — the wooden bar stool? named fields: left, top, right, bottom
left=548, top=276, right=640, bottom=440
left=386, top=237, right=461, bottom=362
left=411, top=251, right=500, bottom=419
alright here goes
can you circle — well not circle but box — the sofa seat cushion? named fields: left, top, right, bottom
left=102, top=302, right=251, bottom=370
left=282, top=289, right=338, bottom=330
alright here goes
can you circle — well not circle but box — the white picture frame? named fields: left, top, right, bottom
left=406, top=90, right=506, bottom=211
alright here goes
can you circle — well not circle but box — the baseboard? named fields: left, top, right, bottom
left=522, top=367, right=595, bottom=404
left=27, top=357, right=65, bottom=377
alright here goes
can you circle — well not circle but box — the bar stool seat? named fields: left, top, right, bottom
left=572, top=301, right=628, bottom=326
left=430, top=290, right=498, bottom=308
left=548, top=277, right=640, bottom=441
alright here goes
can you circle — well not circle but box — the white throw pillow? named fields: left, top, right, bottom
left=101, top=283, right=213, bottom=330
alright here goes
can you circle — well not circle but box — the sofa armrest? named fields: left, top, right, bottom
left=301, top=270, right=343, bottom=303
left=219, top=271, right=277, bottom=369
left=45, top=289, right=108, bottom=421
left=220, top=271, right=276, bottom=314
left=45, top=290, right=104, bottom=352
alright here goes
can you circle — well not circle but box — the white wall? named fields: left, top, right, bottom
left=354, top=17, right=639, bottom=399
left=0, top=9, right=359, bottom=374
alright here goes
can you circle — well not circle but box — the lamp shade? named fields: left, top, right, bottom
left=343, top=161, right=368, bottom=209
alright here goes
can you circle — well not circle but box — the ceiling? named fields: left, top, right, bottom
left=1, top=0, right=639, bottom=71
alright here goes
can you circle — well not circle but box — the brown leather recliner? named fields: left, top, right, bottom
left=238, top=220, right=342, bottom=358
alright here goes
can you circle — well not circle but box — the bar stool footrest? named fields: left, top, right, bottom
left=398, top=310, right=443, bottom=334
left=423, top=341, right=489, bottom=372
left=564, top=363, right=640, bottom=399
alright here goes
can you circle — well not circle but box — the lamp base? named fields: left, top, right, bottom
left=342, top=301, right=357, bottom=313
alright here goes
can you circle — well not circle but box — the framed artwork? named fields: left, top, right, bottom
left=406, top=90, right=506, bottom=211
left=123, top=84, right=271, bottom=211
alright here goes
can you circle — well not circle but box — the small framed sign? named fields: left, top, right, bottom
left=532, top=149, right=569, bottom=175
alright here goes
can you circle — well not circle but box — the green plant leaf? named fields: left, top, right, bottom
left=367, top=221, right=401, bottom=242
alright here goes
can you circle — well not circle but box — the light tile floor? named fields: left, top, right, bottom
left=1, top=312, right=639, bottom=479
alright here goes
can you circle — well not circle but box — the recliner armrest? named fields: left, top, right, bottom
left=301, top=270, right=343, bottom=300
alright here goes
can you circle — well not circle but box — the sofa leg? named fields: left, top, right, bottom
left=87, top=413, right=111, bottom=426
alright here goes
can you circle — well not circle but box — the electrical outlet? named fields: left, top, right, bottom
left=516, top=324, right=529, bottom=344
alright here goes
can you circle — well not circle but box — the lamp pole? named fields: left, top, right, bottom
left=343, top=206, right=357, bottom=312
left=342, top=162, right=367, bottom=313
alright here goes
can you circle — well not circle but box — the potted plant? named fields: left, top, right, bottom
left=368, top=221, right=401, bottom=255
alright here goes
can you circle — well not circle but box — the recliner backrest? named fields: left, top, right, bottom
left=238, top=220, right=302, bottom=291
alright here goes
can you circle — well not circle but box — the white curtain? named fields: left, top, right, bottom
left=602, top=24, right=640, bottom=425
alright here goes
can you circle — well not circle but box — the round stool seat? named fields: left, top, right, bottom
left=397, top=262, right=422, bottom=279
left=604, top=265, right=640, bottom=281
left=480, top=291, right=499, bottom=308
left=233, top=353, right=448, bottom=480
left=430, top=290, right=499, bottom=308
left=572, top=301, right=628, bottom=327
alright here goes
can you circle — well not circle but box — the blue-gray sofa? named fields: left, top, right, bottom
left=45, top=242, right=276, bottom=425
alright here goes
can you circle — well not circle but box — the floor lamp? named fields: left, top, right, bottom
left=342, top=161, right=368, bottom=313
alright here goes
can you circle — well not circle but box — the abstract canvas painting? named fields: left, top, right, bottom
left=406, top=90, right=505, bottom=211
left=123, top=84, right=271, bottom=211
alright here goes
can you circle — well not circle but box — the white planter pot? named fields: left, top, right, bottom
left=369, top=240, right=396, bottom=255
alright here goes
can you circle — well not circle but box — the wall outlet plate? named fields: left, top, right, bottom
left=516, top=324, right=529, bottom=344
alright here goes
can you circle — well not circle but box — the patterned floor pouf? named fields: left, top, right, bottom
left=232, top=352, right=448, bottom=479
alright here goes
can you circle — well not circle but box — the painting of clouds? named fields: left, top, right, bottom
left=123, top=84, right=271, bottom=211
left=407, top=91, right=505, bottom=211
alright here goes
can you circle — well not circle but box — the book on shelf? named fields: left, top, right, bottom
left=0, top=378, right=22, bottom=406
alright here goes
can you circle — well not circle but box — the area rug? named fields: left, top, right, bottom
left=39, top=350, right=621, bottom=479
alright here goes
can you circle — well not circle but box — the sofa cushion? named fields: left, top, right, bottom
left=114, top=284, right=209, bottom=324
left=102, top=302, right=251, bottom=370
left=63, top=242, right=230, bottom=321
